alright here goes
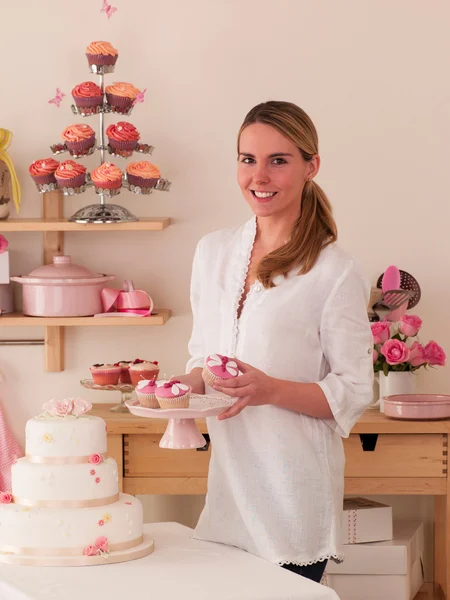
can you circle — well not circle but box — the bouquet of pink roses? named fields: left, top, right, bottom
left=371, top=315, right=446, bottom=376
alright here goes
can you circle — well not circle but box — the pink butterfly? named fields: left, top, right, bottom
left=48, top=88, right=66, bottom=108
left=101, top=0, right=117, bottom=18
left=133, top=88, right=147, bottom=106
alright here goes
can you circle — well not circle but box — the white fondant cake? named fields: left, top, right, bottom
left=0, top=398, right=154, bottom=565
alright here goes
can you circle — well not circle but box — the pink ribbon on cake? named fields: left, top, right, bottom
left=26, top=454, right=106, bottom=465
left=0, top=535, right=145, bottom=565
left=12, top=493, right=119, bottom=508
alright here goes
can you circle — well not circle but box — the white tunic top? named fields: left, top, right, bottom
left=186, top=217, right=374, bottom=566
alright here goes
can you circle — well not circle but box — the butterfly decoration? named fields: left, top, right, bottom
left=48, top=88, right=66, bottom=108
left=100, top=0, right=117, bottom=19
left=133, top=88, right=147, bottom=106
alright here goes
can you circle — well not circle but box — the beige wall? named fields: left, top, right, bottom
left=1, top=0, right=449, bottom=579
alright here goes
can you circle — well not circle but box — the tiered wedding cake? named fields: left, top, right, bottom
left=0, top=398, right=154, bottom=565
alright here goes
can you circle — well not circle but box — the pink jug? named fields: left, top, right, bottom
left=97, top=280, right=154, bottom=317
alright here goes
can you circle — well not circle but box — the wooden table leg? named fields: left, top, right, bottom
left=107, top=433, right=124, bottom=493
left=434, top=435, right=449, bottom=599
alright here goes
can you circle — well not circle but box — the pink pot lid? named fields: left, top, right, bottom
left=25, top=256, right=103, bottom=280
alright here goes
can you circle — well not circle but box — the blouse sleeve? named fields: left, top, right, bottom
left=186, top=238, right=206, bottom=373
left=316, top=259, right=374, bottom=437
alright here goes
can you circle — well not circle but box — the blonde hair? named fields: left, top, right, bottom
left=238, top=101, right=337, bottom=289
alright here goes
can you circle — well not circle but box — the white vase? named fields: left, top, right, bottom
left=379, top=371, right=416, bottom=412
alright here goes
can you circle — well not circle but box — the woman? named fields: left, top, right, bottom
left=178, top=101, right=373, bottom=583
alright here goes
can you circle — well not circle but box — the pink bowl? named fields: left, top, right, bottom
left=384, top=394, right=450, bottom=420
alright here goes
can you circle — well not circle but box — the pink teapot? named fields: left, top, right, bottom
left=97, top=280, right=153, bottom=317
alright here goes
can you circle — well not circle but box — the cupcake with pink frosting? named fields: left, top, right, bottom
left=29, top=158, right=60, bottom=187
left=62, top=124, right=96, bottom=156
left=155, top=379, right=191, bottom=409
left=135, top=379, right=159, bottom=408
left=90, top=363, right=121, bottom=386
left=90, top=162, right=123, bottom=192
left=55, top=160, right=87, bottom=190
left=86, top=41, right=118, bottom=72
left=105, top=82, right=141, bottom=114
left=126, top=161, right=160, bottom=191
left=72, top=82, right=104, bottom=115
left=202, top=354, right=239, bottom=388
left=106, top=122, right=140, bottom=155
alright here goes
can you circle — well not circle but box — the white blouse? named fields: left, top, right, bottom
left=186, top=216, right=374, bottom=566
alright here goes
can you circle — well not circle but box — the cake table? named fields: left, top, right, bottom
left=0, top=522, right=339, bottom=600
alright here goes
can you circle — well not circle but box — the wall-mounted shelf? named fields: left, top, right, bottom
left=1, top=310, right=171, bottom=327
left=1, top=217, right=171, bottom=232
left=1, top=190, right=172, bottom=372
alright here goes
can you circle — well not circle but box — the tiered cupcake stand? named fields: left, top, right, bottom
left=39, top=54, right=171, bottom=223
left=125, top=395, right=234, bottom=449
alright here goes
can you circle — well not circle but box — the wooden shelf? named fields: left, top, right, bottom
left=0, top=217, right=171, bottom=232
left=0, top=309, right=171, bottom=327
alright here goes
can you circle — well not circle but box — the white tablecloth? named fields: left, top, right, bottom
left=0, top=522, right=339, bottom=600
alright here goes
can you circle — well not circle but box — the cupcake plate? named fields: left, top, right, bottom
left=125, top=395, right=234, bottom=449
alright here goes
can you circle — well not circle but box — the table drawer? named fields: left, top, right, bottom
left=344, top=433, right=447, bottom=478
left=124, top=434, right=211, bottom=477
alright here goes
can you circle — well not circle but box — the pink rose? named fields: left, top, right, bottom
left=424, top=341, right=446, bottom=366
left=42, top=399, right=58, bottom=417
left=0, top=235, right=8, bottom=254
left=71, top=397, right=92, bottom=417
left=373, top=349, right=378, bottom=363
left=409, top=341, right=427, bottom=367
left=0, top=492, right=12, bottom=504
left=399, top=315, right=422, bottom=337
left=371, top=322, right=391, bottom=345
left=83, top=545, right=99, bottom=557
left=95, top=536, right=109, bottom=553
left=380, top=339, right=410, bottom=365
left=55, top=399, right=73, bottom=417
left=89, top=454, right=103, bottom=465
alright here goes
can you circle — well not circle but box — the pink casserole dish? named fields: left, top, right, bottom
left=11, top=255, right=115, bottom=317
left=384, top=394, right=450, bottom=420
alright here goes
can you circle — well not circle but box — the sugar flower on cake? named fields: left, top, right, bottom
left=71, top=397, right=92, bottom=417
left=89, top=453, right=103, bottom=465
left=102, top=513, right=112, bottom=523
left=42, top=433, right=53, bottom=443
left=206, top=354, right=239, bottom=376
left=42, top=398, right=73, bottom=417
left=83, top=536, right=109, bottom=557
left=0, top=491, right=12, bottom=504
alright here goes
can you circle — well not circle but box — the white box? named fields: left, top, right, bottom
left=326, top=521, right=425, bottom=600
left=342, top=497, right=393, bottom=544
left=0, top=251, right=9, bottom=284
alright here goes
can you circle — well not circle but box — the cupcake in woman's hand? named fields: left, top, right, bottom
left=155, top=380, right=191, bottom=409
left=202, top=354, right=239, bottom=388
left=86, top=41, right=118, bottom=71
left=90, top=162, right=123, bottom=191
left=128, top=360, right=160, bottom=386
left=55, top=160, right=87, bottom=190
left=90, top=363, right=121, bottom=386
left=72, top=82, right=104, bottom=115
left=105, top=82, right=141, bottom=114
left=135, top=379, right=159, bottom=408
left=126, top=161, right=160, bottom=190
left=62, top=124, right=96, bottom=156
left=29, top=158, right=60, bottom=186
left=106, top=122, right=140, bottom=154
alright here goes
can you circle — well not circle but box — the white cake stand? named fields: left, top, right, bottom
left=125, top=394, right=233, bottom=449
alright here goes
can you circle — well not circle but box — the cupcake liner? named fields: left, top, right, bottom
left=86, top=53, right=117, bottom=67
left=119, top=367, right=132, bottom=384
left=55, top=173, right=86, bottom=190
left=105, top=93, right=134, bottom=114
left=126, top=173, right=159, bottom=189
left=31, top=173, right=57, bottom=186
left=73, top=95, right=104, bottom=108
left=136, top=391, right=159, bottom=409
left=108, top=138, right=138, bottom=152
left=156, top=392, right=190, bottom=410
left=90, top=368, right=121, bottom=385
left=129, top=369, right=160, bottom=386
left=65, top=136, right=96, bottom=155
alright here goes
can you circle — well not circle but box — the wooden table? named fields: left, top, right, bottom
left=91, top=404, right=450, bottom=599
